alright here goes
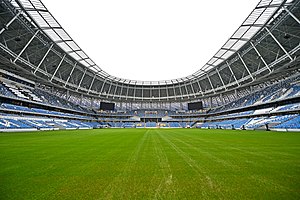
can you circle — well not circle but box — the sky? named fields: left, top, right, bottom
left=41, top=0, right=259, bottom=82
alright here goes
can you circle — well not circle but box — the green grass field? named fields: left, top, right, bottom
left=0, top=129, right=299, bottom=199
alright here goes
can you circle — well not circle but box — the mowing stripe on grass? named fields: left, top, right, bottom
left=0, top=129, right=299, bottom=199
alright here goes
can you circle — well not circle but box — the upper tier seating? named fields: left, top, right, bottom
left=211, top=77, right=300, bottom=113
left=0, top=103, right=93, bottom=120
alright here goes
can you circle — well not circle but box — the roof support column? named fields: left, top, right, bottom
left=119, top=82, right=125, bottom=98
left=206, top=74, right=215, bottom=93
left=183, top=82, right=189, bottom=98
left=250, top=41, right=271, bottom=72
left=172, top=82, right=176, bottom=100
left=237, top=52, right=254, bottom=80
left=125, top=82, right=130, bottom=100
left=106, top=82, right=113, bottom=97
left=165, top=82, right=169, bottom=100
left=76, top=68, right=87, bottom=91
left=265, top=27, right=293, bottom=61
left=190, top=82, right=196, bottom=97
left=283, top=7, right=300, bottom=25
left=13, top=30, right=39, bottom=63
left=178, top=84, right=183, bottom=99
left=158, top=86, right=161, bottom=100
left=226, top=61, right=239, bottom=86
left=113, top=82, right=119, bottom=97
left=99, top=79, right=107, bottom=96
left=133, top=82, right=137, bottom=100
left=196, top=80, right=203, bottom=95
left=216, top=68, right=226, bottom=90
left=64, top=62, right=77, bottom=87
left=0, top=11, right=22, bottom=35
left=50, top=54, right=66, bottom=82
left=87, top=74, right=96, bottom=94
left=34, top=43, right=53, bottom=74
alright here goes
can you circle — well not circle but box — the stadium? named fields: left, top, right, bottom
left=0, top=0, right=299, bottom=199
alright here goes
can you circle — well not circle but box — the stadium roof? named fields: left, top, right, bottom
left=8, top=0, right=293, bottom=84
left=0, top=0, right=299, bottom=102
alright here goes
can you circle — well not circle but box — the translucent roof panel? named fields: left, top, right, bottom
left=13, top=0, right=289, bottom=86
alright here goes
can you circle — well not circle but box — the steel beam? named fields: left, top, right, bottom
left=237, top=52, right=254, bottom=80
left=216, top=68, right=226, bottom=90
left=119, top=82, right=124, bottom=98
left=34, top=43, right=53, bottom=74
left=265, top=27, right=293, bottom=61
left=76, top=68, right=87, bottom=91
left=50, top=54, right=66, bottom=81
left=113, top=82, right=118, bottom=98
left=0, top=11, right=22, bottom=35
left=165, top=82, right=169, bottom=99
left=213, top=56, right=226, bottom=61
left=178, top=84, right=183, bottom=99
left=196, top=80, right=204, bottom=95
left=87, top=74, right=96, bottom=94
left=183, top=81, right=189, bottom=98
left=64, top=62, right=77, bottom=87
left=13, top=30, right=39, bottom=63
left=125, top=81, right=130, bottom=100
left=189, top=82, right=196, bottom=97
left=283, top=7, right=300, bottom=25
left=172, top=81, right=176, bottom=100
left=221, top=48, right=237, bottom=52
left=133, top=82, right=137, bottom=100
left=106, top=82, right=113, bottom=97
left=99, top=78, right=108, bottom=95
left=250, top=41, right=272, bottom=72
left=206, top=74, right=215, bottom=93
left=226, top=61, right=239, bottom=86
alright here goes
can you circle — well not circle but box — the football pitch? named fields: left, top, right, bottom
left=0, top=128, right=299, bottom=199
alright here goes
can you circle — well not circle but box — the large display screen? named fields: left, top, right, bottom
left=188, top=101, right=203, bottom=110
left=100, top=102, right=115, bottom=111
